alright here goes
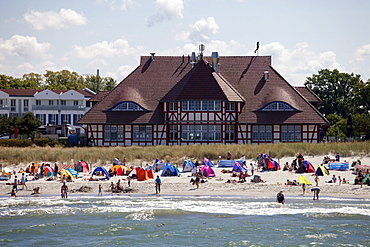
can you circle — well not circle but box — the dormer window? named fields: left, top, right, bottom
left=109, top=101, right=147, bottom=111
left=259, top=101, right=298, bottom=112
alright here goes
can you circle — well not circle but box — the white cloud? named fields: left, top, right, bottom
left=175, top=17, right=219, bottom=43
left=69, top=38, right=144, bottom=59
left=254, top=42, right=343, bottom=85
left=146, top=0, right=184, bottom=27
left=0, top=35, right=51, bottom=59
left=24, top=8, right=87, bottom=30
left=353, top=44, right=370, bottom=62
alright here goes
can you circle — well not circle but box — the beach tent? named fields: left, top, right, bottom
left=161, top=164, right=180, bottom=176
left=203, top=157, right=215, bottom=167
left=26, top=163, right=39, bottom=173
left=112, top=165, right=125, bottom=175
left=182, top=160, right=195, bottom=172
left=91, top=167, right=110, bottom=179
left=303, top=160, right=316, bottom=173
left=67, top=168, right=78, bottom=178
left=218, top=159, right=243, bottom=167
left=232, top=161, right=247, bottom=173
left=298, top=175, right=312, bottom=185
left=43, top=166, right=54, bottom=177
left=257, top=153, right=281, bottom=171
left=363, top=174, right=370, bottom=185
left=200, top=165, right=216, bottom=177
left=60, top=169, right=75, bottom=180
left=328, top=162, right=349, bottom=171
left=136, top=168, right=154, bottom=181
left=315, top=165, right=329, bottom=176
left=153, top=159, right=166, bottom=171
left=74, top=160, right=89, bottom=172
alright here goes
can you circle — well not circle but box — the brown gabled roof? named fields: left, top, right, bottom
left=161, top=59, right=244, bottom=102
left=88, top=91, right=109, bottom=102
left=295, top=86, right=322, bottom=104
left=79, top=55, right=329, bottom=125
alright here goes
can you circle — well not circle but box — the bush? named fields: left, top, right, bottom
left=0, top=139, right=33, bottom=147
left=33, top=138, right=50, bottom=147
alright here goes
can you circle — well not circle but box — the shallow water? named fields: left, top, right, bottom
left=0, top=194, right=369, bottom=246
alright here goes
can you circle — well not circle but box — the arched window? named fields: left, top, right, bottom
left=109, top=101, right=148, bottom=111
left=259, top=101, right=298, bottom=112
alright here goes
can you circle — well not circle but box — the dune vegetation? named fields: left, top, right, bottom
left=0, top=142, right=369, bottom=166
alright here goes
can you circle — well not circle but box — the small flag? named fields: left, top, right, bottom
left=254, top=41, right=260, bottom=53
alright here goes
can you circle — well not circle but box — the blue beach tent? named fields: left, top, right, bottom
left=182, top=160, right=195, bottom=172
left=92, top=167, right=110, bottom=179
left=161, top=164, right=180, bottom=176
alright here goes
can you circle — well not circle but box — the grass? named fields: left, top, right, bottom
left=0, top=142, right=369, bottom=166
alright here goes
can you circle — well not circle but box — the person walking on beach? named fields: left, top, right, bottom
left=61, top=182, right=68, bottom=198
left=155, top=175, right=161, bottom=195
left=98, top=184, right=102, bottom=196
left=250, top=163, right=255, bottom=176
left=13, top=175, right=18, bottom=192
left=195, top=172, right=201, bottom=189
left=21, top=173, right=28, bottom=190
left=276, top=191, right=285, bottom=204
left=311, top=187, right=320, bottom=200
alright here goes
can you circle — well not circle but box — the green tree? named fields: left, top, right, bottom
left=353, top=113, right=370, bottom=139
left=0, top=74, right=24, bottom=89
left=305, top=69, right=362, bottom=118
left=0, top=116, right=20, bottom=138
left=352, top=79, right=370, bottom=114
left=17, top=112, right=41, bottom=140
left=22, top=73, right=43, bottom=89
left=84, top=74, right=116, bottom=92
left=43, top=70, right=85, bottom=90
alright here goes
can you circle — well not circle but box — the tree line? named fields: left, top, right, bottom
left=0, top=70, right=117, bottom=92
left=305, top=69, right=370, bottom=140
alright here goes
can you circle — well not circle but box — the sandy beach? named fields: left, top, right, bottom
left=1, top=155, right=369, bottom=199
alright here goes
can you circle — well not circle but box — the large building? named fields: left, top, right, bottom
left=0, top=88, right=95, bottom=135
left=78, top=50, right=329, bottom=146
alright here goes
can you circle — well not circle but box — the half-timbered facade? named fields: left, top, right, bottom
left=78, top=52, right=329, bottom=146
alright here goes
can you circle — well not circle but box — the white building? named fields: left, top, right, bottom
left=0, top=88, right=95, bottom=135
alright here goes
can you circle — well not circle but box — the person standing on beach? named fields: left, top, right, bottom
left=21, top=173, right=28, bottom=190
left=13, top=175, right=18, bottom=192
left=155, top=175, right=161, bottom=194
left=276, top=191, right=285, bottom=204
left=61, top=182, right=68, bottom=198
left=98, top=184, right=102, bottom=196
left=302, top=183, right=306, bottom=196
left=250, top=163, right=255, bottom=176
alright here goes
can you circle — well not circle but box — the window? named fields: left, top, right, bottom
left=74, top=100, right=78, bottom=106
left=49, top=114, right=57, bottom=125
left=133, top=125, right=152, bottom=141
left=182, top=101, right=221, bottom=111
left=104, top=125, right=124, bottom=141
left=252, top=125, right=272, bottom=142
left=36, top=114, right=46, bottom=125
left=23, top=100, right=29, bottom=112
left=260, top=101, right=297, bottom=111
left=169, top=125, right=178, bottom=141
left=110, top=102, right=146, bottom=111
left=181, top=125, right=221, bottom=141
left=61, top=100, right=66, bottom=106
left=49, top=100, right=54, bottom=105
left=225, top=125, right=235, bottom=141
left=281, top=125, right=301, bottom=142
left=169, top=102, right=178, bottom=111
left=225, top=102, right=235, bottom=111
left=11, top=99, right=16, bottom=111
left=36, top=100, right=41, bottom=105
left=61, top=114, right=70, bottom=124
left=0, top=99, right=3, bottom=105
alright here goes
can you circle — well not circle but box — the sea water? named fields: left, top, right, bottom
left=0, top=194, right=369, bottom=247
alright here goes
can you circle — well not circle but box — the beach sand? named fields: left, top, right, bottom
left=1, top=155, right=369, bottom=199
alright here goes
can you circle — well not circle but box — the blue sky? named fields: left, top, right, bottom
left=1, top=0, right=369, bottom=86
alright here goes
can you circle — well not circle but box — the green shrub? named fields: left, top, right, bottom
left=33, top=138, right=50, bottom=147
left=0, top=139, right=33, bottom=147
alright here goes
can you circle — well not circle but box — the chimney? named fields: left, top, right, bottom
left=211, top=52, right=220, bottom=73
left=199, top=44, right=205, bottom=59
left=150, top=53, right=155, bottom=61
left=97, top=69, right=100, bottom=76
left=190, top=52, right=197, bottom=67
left=264, top=71, right=269, bottom=81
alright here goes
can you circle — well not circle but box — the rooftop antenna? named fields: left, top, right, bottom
left=97, top=69, right=100, bottom=76
left=254, top=41, right=260, bottom=56
left=199, top=44, right=205, bottom=59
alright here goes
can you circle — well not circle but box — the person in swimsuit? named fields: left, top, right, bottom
left=61, top=182, right=68, bottom=198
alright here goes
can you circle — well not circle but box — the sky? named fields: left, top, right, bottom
left=1, top=0, right=369, bottom=86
